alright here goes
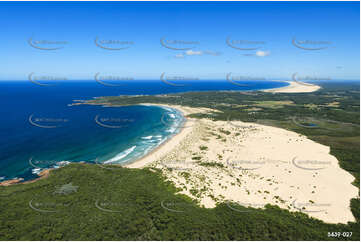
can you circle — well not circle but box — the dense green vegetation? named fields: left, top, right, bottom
left=0, top=163, right=359, bottom=240
left=1, top=82, right=359, bottom=240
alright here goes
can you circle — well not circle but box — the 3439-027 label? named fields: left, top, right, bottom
left=327, top=232, right=352, bottom=238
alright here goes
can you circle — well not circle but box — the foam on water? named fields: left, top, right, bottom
left=141, top=136, right=153, bottom=140
left=104, top=146, right=137, bottom=164
left=100, top=106, right=184, bottom=166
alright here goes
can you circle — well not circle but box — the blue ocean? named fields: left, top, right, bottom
left=0, top=80, right=288, bottom=181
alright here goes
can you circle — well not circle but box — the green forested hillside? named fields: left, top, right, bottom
left=0, top=163, right=358, bottom=240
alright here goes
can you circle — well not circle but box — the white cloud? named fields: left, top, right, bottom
left=255, top=50, right=270, bottom=57
left=175, top=49, right=221, bottom=57
left=185, top=50, right=203, bottom=56
left=204, top=50, right=222, bottom=56
left=175, top=53, right=185, bottom=58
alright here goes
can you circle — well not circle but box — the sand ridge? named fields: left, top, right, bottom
left=263, top=81, right=321, bottom=93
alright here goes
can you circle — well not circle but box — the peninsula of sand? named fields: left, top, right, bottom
left=263, top=80, right=321, bottom=93
left=126, top=102, right=358, bottom=224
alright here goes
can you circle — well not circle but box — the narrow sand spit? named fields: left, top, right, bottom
left=127, top=104, right=358, bottom=224
left=263, top=81, right=321, bottom=93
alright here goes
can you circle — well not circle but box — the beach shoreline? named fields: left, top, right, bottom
left=124, top=103, right=203, bottom=168
left=123, top=104, right=188, bottom=169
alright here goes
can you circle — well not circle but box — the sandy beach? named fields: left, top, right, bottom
left=263, top=81, right=321, bottom=93
left=125, top=104, right=218, bottom=168
left=126, top=103, right=358, bottom=224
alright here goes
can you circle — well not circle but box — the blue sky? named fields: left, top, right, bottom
left=0, top=1, right=359, bottom=81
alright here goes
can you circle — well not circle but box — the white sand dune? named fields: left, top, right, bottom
left=126, top=104, right=358, bottom=224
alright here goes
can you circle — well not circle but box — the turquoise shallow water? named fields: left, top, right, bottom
left=0, top=80, right=288, bottom=181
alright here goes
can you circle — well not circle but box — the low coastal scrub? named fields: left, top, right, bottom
left=199, top=145, right=208, bottom=151
left=198, top=162, right=224, bottom=168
